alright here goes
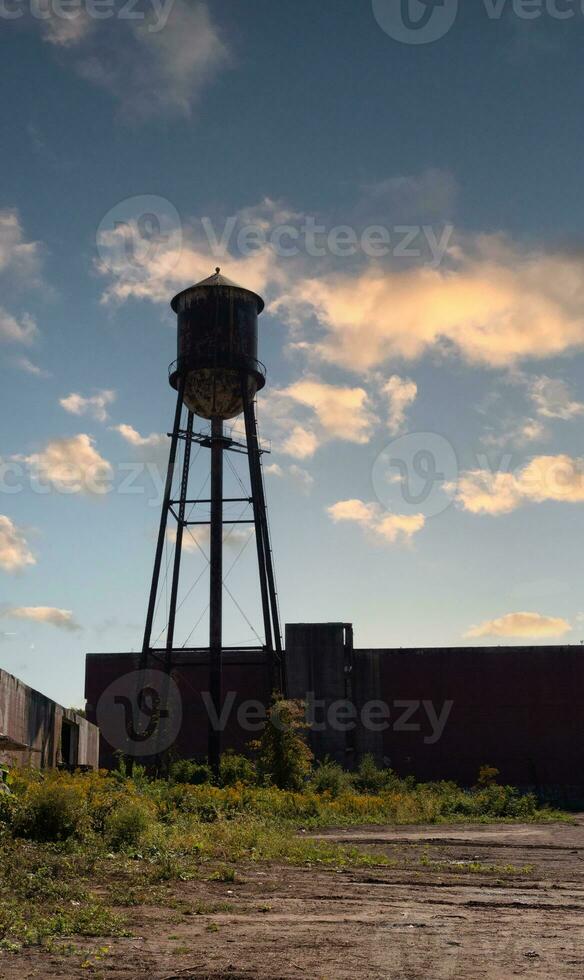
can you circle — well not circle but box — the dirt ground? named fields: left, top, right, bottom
left=2, top=818, right=584, bottom=979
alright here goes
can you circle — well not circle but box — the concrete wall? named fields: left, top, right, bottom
left=0, top=667, right=99, bottom=769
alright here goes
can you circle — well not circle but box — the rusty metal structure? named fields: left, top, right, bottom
left=140, top=270, right=284, bottom=776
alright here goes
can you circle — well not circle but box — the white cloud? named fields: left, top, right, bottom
left=361, top=169, right=457, bottom=220
left=288, top=465, right=314, bottom=494
left=327, top=499, right=425, bottom=545
left=0, top=209, right=41, bottom=281
left=263, top=461, right=313, bottom=492
left=74, top=0, right=228, bottom=121
left=41, top=8, right=93, bottom=46
left=0, top=308, right=38, bottom=346
left=274, top=235, right=584, bottom=372
left=452, top=454, right=584, bottom=515
left=97, top=223, right=275, bottom=306
left=20, top=434, right=113, bottom=495
left=113, top=423, right=166, bottom=449
left=13, top=356, right=48, bottom=377
left=1, top=606, right=81, bottom=632
left=383, top=375, right=418, bottom=434
left=528, top=376, right=584, bottom=420
left=281, top=425, right=319, bottom=460
left=481, top=417, right=546, bottom=448
left=167, top=525, right=253, bottom=553
left=465, top=611, right=571, bottom=640
left=263, top=378, right=377, bottom=460
left=0, top=516, right=36, bottom=573
left=60, top=389, right=116, bottom=423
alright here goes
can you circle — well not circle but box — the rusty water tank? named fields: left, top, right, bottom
left=169, top=269, right=266, bottom=420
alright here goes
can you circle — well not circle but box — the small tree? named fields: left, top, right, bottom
left=253, top=699, right=313, bottom=790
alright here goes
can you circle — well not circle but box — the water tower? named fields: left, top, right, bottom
left=140, top=269, right=284, bottom=774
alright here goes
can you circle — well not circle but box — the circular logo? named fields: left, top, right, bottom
left=372, top=0, right=459, bottom=45
left=372, top=431, right=458, bottom=520
left=96, top=194, right=182, bottom=284
left=96, top=668, right=182, bottom=758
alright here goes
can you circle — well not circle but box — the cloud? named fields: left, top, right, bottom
left=1, top=607, right=81, bottom=632
left=383, top=375, right=418, bottom=434
left=527, top=375, right=584, bottom=420
left=327, top=499, right=425, bottom=545
left=73, top=1, right=228, bottom=121
left=263, top=461, right=313, bottom=492
left=263, top=378, right=377, bottom=460
left=0, top=308, right=38, bottom=346
left=41, top=8, right=93, bottom=46
left=452, top=454, right=584, bottom=515
left=97, top=219, right=275, bottom=306
left=12, top=356, right=49, bottom=377
left=19, top=434, right=113, bottom=495
left=274, top=235, right=584, bottom=372
left=167, top=525, right=253, bottom=553
left=360, top=169, right=457, bottom=220
left=288, top=465, right=314, bottom=494
left=60, top=389, right=116, bottom=423
left=281, top=425, right=319, bottom=460
left=113, top=423, right=166, bottom=449
left=0, top=516, right=36, bottom=573
left=465, top=611, right=571, bottom=640
left=0, top=209, right=41, bottom=281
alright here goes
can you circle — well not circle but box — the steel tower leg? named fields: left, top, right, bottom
left=208, top=416, right=224, bottom=780
left=141, top=378, right=185, bottom=667
left=241, top=384, right=285, bottom=695
left=241, top=379, right=273, bottom=662
left=166, top=411, right=194, bottom=655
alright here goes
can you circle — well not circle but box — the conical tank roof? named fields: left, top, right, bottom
left=170, top=268, right=265, bottom=313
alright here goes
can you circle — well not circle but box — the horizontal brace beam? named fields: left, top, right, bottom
left=185, top=519, right=255, bottom=526
left=170, top=498, right=252, bottom=506
left=169, top=431, right=270, bottom=456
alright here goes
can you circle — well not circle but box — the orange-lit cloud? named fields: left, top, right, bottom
left=2, top=606, right=81, bottom=631
left=275, top=236, right=584, bottom=371
left=327, top=499, right=425, bottom=545
left=453, top=454, right=584, bottom=515
left=465, top=611, right=571, bottom=639
left=0, top=516, right=36, bottom=573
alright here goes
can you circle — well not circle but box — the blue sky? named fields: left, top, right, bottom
left=2, top=0, right=584, bottom=707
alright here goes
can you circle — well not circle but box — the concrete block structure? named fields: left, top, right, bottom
left=0, top=667, right=99, bottom=770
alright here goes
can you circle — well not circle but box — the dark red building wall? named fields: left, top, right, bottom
left=85, top=651, right=271, bottom=769
left=372, top=646, right=584, bottom=789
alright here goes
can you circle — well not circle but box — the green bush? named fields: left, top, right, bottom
left=352, top=754, right=392, bottom=794
left=219, top=751, right=256, bottom=787
left=310, top=759, right=351, bottom=798
left=13, top=780, right=87, bottom=842
left=170, top=759, right=213, bottom=786
left=106, top=800, right=153, bottom=850
left=253, top=699, right=313, bottom=791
